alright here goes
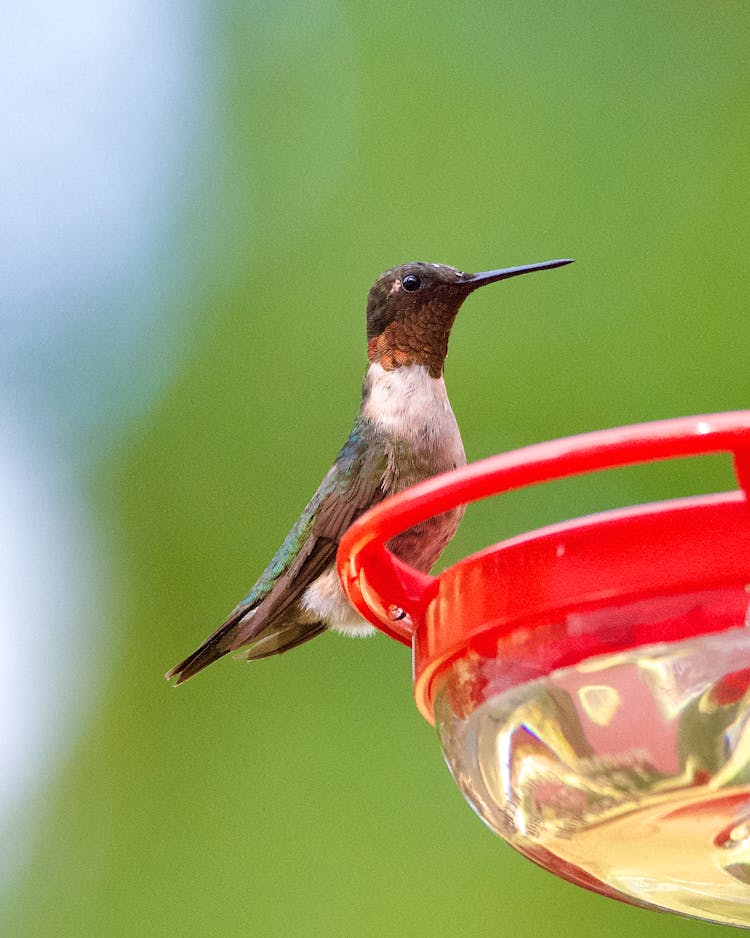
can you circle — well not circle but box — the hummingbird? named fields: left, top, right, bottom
left=166, top=257, right=573, bottom=684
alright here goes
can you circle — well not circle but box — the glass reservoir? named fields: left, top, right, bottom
left=436, top=610, right=750, bottom=925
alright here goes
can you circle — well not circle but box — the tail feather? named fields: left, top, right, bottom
left=241, top=621, right=326, bottom=661
left=165, top=606, right=250, bottom=685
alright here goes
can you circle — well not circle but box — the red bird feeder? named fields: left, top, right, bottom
left=337, top=412, right=750, bottom=927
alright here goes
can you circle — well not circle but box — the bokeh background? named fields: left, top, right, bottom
left=3, top=2, right=749, bottom=936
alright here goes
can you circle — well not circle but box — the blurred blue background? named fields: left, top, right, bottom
left=2, top=2, right=748, bottom=935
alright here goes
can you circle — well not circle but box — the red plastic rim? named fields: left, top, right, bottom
left=337, top=412, right=750, bottom=723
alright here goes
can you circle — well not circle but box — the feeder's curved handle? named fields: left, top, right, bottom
left=337, top=411, right=750, bottom=645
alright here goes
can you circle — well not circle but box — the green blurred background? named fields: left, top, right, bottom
left=3, top=2, right=749, bottom=936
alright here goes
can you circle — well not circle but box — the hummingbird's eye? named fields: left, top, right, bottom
left=401, top=273, right=421, bottom=292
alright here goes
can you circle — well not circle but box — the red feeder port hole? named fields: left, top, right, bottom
left=337, top=412, right=750, bottom=927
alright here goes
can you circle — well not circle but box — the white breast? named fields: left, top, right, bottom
left=361, top=362, right=464, bottom=458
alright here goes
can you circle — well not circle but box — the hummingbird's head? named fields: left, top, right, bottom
left=365, top=259, right=573, bottom=378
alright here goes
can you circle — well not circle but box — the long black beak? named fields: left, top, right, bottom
left=465, top=258, right=574, bottom=289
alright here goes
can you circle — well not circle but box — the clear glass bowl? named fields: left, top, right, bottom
left=436, top=620, right=750, bottom=926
